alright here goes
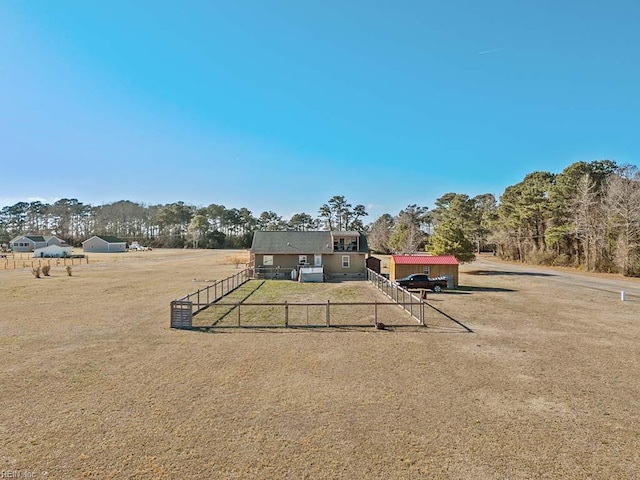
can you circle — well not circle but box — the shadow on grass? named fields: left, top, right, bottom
left=448, top=285, right=516, bottom=293
left=185, top=324, right=470, bottom=334
left=209, top=280, right=266, bottom=326
left=466, top=269, right=556, bottom=277
left=423, top=302, right=474, bottom=333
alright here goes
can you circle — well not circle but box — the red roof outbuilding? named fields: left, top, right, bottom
left=391, top=255, right=459, bottom=265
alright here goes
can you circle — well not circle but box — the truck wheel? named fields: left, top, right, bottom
left=433, top=285, right=442, bottom=293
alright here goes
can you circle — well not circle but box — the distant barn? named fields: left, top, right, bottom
left=82, top=235, right=126, bottom=253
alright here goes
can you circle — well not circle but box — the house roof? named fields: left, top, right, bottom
left=392, top=255, right=459, bottom=265
left=82, top=235, right=126, bottom=244
left=252, top=231, right=335, bottom=254
left=10, top=235, right=46, bottom=243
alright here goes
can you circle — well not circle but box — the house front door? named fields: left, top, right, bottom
left=314, top=254, right=322, bottom=266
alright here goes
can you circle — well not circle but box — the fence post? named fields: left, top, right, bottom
left=284, top=301, right=289, bottom=327
left=237, top=303, right=241, bottom=326
left=326, top=300, right=330, bottom=327
left=374, top=300, right=378, bottom=326
left=410, top=291, right=414, bottom=318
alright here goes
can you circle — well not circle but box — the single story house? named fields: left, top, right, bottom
left=251, top=230, right=369, bottom=281
left=390, top=254, right=459, bottom=287
left=33, top=244, right=73, bottom=258
left=10, top=235, right=64, bottom=252
left=82, top=235, right=126, bottom=253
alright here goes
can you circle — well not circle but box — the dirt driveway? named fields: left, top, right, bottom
left=1, top=250, right=639, bottom=479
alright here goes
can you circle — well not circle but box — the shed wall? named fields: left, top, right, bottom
left=82, top=238, right=126, bottom=252
left=391, top=262, right=459, bottom=286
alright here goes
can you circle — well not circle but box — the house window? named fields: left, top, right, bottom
left=342, top=255, right=350, bottom=268
left=263, top=255, right=273, bottom=266
left=299, top=255, right=307, bottom=265
left=423, top=267, right=430, bottom=275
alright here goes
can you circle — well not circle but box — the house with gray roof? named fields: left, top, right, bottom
left=9, top=235, right=64, bottom=252
left=82, top=235, right=127, bottom=253
left=251, top=231, right=369, bottom=281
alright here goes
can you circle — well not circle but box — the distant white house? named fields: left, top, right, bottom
left=33, top=244, right=73, bottom=258
left=82, top=235, right=126, bottom=253
left=10, top=235, right=64, bottom=252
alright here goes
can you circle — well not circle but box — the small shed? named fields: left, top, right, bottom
left=366, top=256, right=381, bottom=274
left=82, top=235, right=126, bottom=253
left=390, top=255, right=459, bottom=287
left=33, top=244, right=73, bottom=258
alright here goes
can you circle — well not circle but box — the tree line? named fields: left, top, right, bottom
left=2, top=159, right=639, bottom=276
left=373, top=159, right=639, bottom=277
left=0, top=196, right=369, bottom=250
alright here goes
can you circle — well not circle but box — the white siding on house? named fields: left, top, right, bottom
left=34, top=245, right=73, bottom=258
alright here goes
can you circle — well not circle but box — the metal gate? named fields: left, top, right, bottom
left=170, top=300, right=193, bottom=329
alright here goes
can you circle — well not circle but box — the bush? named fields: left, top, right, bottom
left=527, top=250, right=557, bottom=266
left=552, top=254, right=575, bottom=267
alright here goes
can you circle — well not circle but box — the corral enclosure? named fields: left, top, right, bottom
left=189, top=279, right=431, bottom=329
left=1, top=249, right=640, bottom=479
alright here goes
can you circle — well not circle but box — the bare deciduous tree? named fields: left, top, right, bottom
left=603, top=165, right=640, bottom=275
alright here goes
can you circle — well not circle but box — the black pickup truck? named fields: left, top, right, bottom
left=394, top=274, right=448, bottom=292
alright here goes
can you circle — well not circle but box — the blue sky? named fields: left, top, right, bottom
left=2, top=0, right=639, bottom=220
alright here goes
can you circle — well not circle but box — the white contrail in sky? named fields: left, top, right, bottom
left=477, top=47, right=505, bottom=55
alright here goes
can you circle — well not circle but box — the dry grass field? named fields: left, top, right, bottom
left=1, top=249, right=639, bottom=479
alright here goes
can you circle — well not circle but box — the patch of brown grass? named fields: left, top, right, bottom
left=1, top=249, right=639, bottom=478
left=222, top=251, right=250, bottom=267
